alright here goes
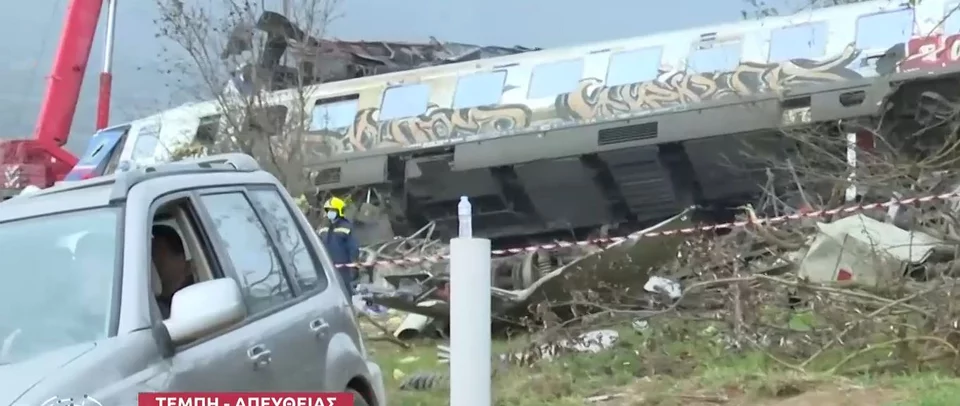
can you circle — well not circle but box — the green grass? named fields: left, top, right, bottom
left=366, top=320, right=960, bottom=406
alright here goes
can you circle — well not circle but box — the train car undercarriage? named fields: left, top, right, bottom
left=318, top=69, right=960, bottom=249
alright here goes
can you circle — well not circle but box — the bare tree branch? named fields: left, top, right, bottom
left=155, top=0, right=342, bottom=201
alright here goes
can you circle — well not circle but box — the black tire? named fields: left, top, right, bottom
left=349, top=389, right=370, bottom=406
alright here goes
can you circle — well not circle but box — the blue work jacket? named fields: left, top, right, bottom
left=318, top=217, right=360, bottom=269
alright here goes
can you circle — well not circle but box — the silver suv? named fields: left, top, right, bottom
left=0, top=154, right=385, bottom=405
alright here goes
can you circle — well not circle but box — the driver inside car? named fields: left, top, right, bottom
left=152, top=225, right=195, bottom=319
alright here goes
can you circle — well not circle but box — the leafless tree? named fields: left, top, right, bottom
left=154, top=0, right=341, bottom=200
left=153, top=0, right=342, bottom=294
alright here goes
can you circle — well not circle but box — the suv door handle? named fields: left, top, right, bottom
left=247, top=344, right=272, bottom=369
left=309, top=318, right=330, bottom=338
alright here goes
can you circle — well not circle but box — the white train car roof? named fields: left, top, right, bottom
left=118, top=0, right=959, bottom=171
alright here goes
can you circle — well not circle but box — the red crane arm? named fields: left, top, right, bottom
left=34, top=0, right=105, bottom=148
left=0, top=0, right=106, bottom=190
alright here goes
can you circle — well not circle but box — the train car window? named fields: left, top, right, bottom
left=687, top=42, right=741, bottom=74
left=310, top=96, right=359, bottom=131
left=527, top=59, right=584, bottom=99
left=605, top=47, right=662, bottom=87
left=855, top=9, right=914, bottom=50
left=131, top=121, right=161, bottom=161
left=245, top=106, right=288, bottom=135
left=453, top=71, right=507, bottom=109
left=379, top=83, right=431, bottom=121
left=945, top=3, right=960, bottom=34
left=768, top=22, right=828, bottom=62
left=195, top=115, right=221, bottom=145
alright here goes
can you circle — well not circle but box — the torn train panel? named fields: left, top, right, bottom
left=490, top=207, right=696, bottom=317
left=798, top=213, right=945, bottom=286
left=223, top=11, right=539, bottom=88
left=363, top=208, right=696, bottom=325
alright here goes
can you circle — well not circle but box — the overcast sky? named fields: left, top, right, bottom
left=0, top=0, right=795, bottom=153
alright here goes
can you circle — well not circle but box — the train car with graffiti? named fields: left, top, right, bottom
left=97, top=0, right=960, bottom=244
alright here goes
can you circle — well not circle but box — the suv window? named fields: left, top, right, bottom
left=0, top=207, right=119, bottom=364
left=200, top=192, right=294, bottom=313
left=249, top=189, right=328, bottom=292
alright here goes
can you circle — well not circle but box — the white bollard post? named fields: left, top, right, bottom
left=450, top=196, right=491, bottom=406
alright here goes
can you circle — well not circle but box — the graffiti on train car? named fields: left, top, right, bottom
left=556, top=45, right=862, bottom=121
left=900, top=34, right=960, bottom=72
left=315, top=44, right=867, bottom=154
left=311, top=104, right=533, bottom=155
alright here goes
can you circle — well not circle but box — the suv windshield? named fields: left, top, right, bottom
left=0, top=208, right=120, bottom=364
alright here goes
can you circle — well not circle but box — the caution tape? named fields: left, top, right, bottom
left=332, top=191, right=960, bottom=268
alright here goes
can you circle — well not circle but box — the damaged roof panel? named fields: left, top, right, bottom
left=223, top=11, right=540, bottom=89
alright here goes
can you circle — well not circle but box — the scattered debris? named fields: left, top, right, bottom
left=354, top=161, right=960, bottom=390
left=631, top=319, right=650, bottom=332
left=584, top=393, right=626, bottom=403
left=798, top=213, right=944, bottom=286
left=644, top=276, right=682, bottom=299
left=356, top=312, right=410, bottom=349
left=393, top=300, right=445, bottom=340
left=401, top=329, right=621, bottom=392
left=436, top=329, right=620, bottom=366
left=398, top=371, right=448, bottom=392
left=359, top=208, right=695, bottom=336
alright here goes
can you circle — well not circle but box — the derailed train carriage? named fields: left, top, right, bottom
left=85, top=0, right=960, bottom=246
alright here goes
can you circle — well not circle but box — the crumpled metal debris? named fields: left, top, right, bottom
left=798, top=213, right=945, bottom=286
left=644, top=276, right=682, bottom=299
left=223, top=11, right=538, bottom=91
left=392, top=300, right=446, bottom=340
left=356, top=196, right=958, bottom=339
left=359, top=208, right=696, bottom=335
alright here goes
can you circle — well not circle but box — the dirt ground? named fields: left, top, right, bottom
left=760, top=388, right=905, bottom=406
left=685, top=388, right=904, bottom=406
left=599, top=384, right=906, bottom=406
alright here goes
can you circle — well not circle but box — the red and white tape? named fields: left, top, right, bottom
left=333, top=191, right=960, bottom=268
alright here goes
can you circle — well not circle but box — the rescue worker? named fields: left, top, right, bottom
left=318, top=197, right=361, bottom=297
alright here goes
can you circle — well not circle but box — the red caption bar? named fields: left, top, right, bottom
left=138, top=393, right=353, bottom=406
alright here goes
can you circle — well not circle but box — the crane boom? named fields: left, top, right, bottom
left=34, top=0, right=104, bottom=147
left=96, top=0, right=118, bottom=130
left=0, top=0, right=105, bottom=192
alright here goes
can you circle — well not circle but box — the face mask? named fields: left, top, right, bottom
left=326, top=210, right=338, bottom=221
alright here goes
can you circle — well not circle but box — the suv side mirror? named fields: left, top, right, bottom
left=163, top=278, right=247, bottom=344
